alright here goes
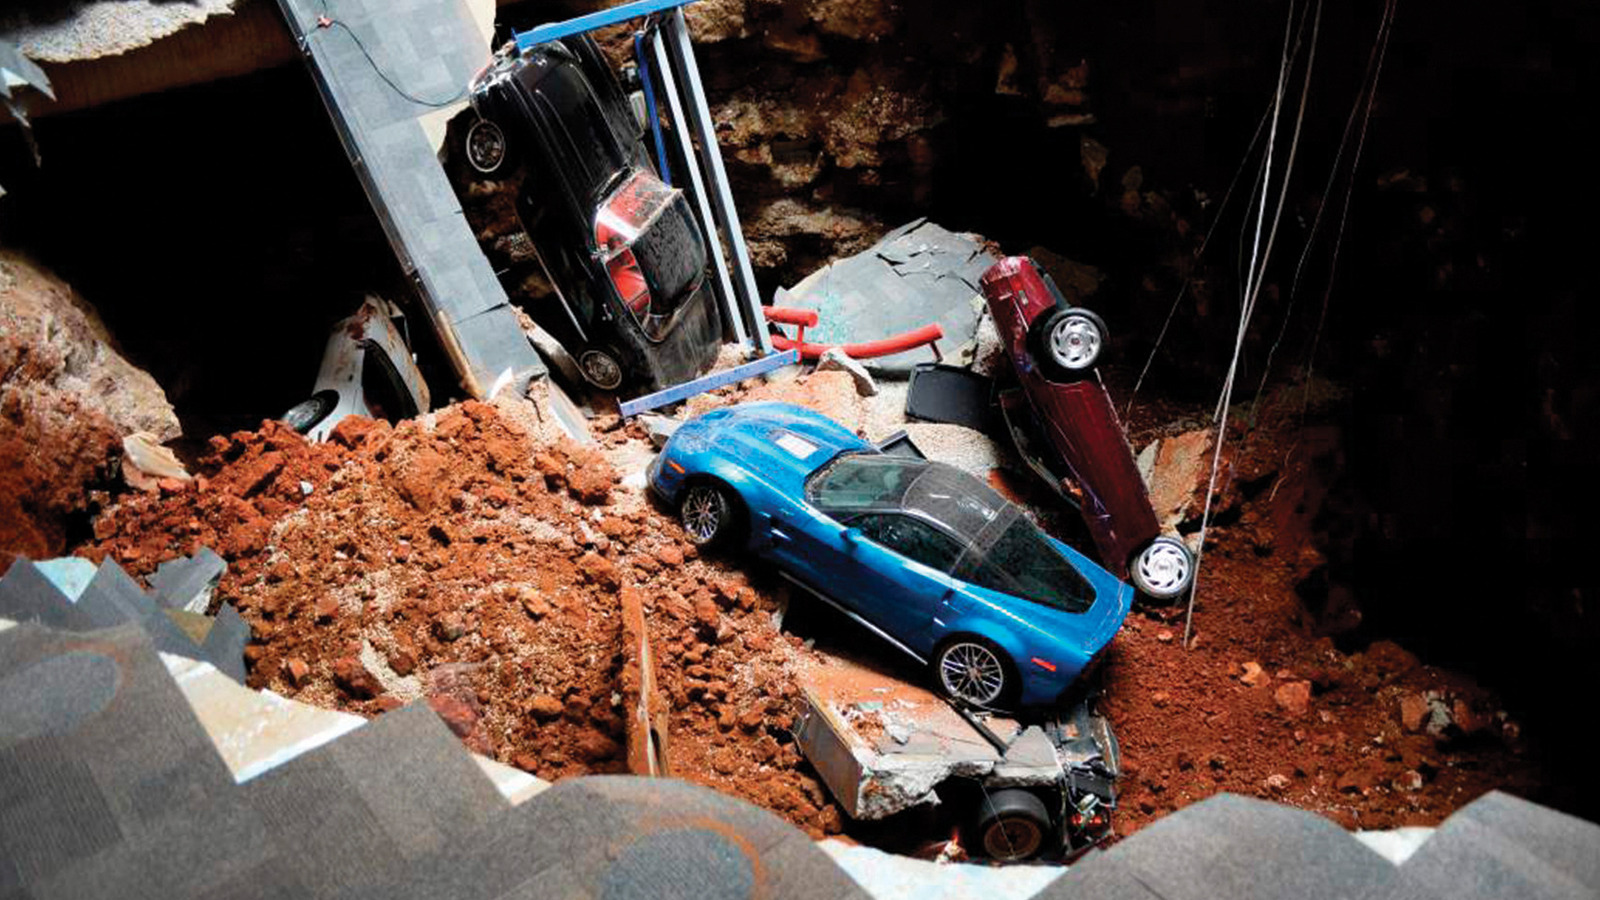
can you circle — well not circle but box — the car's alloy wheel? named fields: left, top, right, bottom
left=1048, top=311, right=1105, bottom=372
left=579, top=349, right=624, bottom=390
left=679, top=484, right=730, bottom=546
left=976, top=789, right=1051, bottom=861
left=1131, top=536, right=1194, bottom=600
left=936, top=640, right=1008, bottom=707
left=465, top=119, right=509, bottom=175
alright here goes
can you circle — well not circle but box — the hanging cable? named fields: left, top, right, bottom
left=1248, top=0, right=1400, bottom=429
left=1302, top=0, right=1396, bottom=412
left=1126, top=2, right=1315, bottom=422
left=1126, top=103, right=1274, bottom=421
left=1185, top=0, right=1323, bottom=648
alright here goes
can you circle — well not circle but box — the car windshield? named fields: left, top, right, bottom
left=807, top=454, right=924, bottom=511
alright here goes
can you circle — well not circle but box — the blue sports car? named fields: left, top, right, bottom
left=648, top=402, right=1133, bottom=709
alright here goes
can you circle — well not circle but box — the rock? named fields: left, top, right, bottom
left=1151, top=691, right=1170, bottom=708
left=1145, top=428, right=1216, bottom=531
left=427, top=694, right=480, bottom=739
left=574, top=729, right=620, bottom=762
left=520, top=589, right=552, bottom=619
left=373, top=695, right=405, bottom=712
left=694, top=596, right=721, bottom=629
left=1274, top=681, right=1312, bottom=717
left=1, top=251, right=181, bottom=560
left=1156, top=630, right=1174, bottom=644
left=815, top=347, right=878, bottom=396
left=1264, top=773, right=1291, bottom=793
left=527, top=694, right=563, bottom=720
left=313, top=595, right=340, bottom=621
left=330, top=415, right=380, bottom=448
left=1452, top=698, right=1489, bottom=736
left=283, top=656, right=310, bottom=687
left=332, top=656, right=381, bottom=699
left=658, top=544, right=684, bottom=567
left=1397, top=769, right=1425, bottom=791
left=387, top=648, right=417, bottom=677
left=1239, top=661, right=1268, bottom=687
left=638, top=414, right=681, bottom=448
left=1399, top=694, right=1430, bottom=732
left=434, top=613, right=468, bottom=642
left=1336, top=763, right=1384, bottom=794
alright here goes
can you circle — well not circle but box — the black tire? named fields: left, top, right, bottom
left=679, top=482, right=736, bottom=548
left=975, top=789, right=1052, bottom=861
left=1129, top=535, right=1195, bottom=601
left=932, top=636, right=1015, bottom=709
left=464, top=118, right=513, bottom=176
left=282, top=392, right=336, bottom=434
left=579, top=347, right=625, bottom=391
left=1032, top=306, right=1108, bottom=380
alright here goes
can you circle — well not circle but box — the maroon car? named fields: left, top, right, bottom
left=981, top=256, right=1195, bottom=601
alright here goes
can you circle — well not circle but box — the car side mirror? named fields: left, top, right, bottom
left=842, top=527, right=862, bottom=545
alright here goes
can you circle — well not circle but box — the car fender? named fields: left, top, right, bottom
left=681, top=455, right=786, bottom=552
left=941, top=590, right=1092, bottom=680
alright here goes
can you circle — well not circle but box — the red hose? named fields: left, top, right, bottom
left=763, top=306, right=820, bottom=327
left=770, top=323, right=945, bottom=360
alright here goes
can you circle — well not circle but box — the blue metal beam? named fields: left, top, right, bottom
left=619, top=349, right=800, bottom=416
left=514, top=0, right=697, bottom=50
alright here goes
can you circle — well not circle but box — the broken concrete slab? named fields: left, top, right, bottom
left=779, top=219, right=1000, bottom=377
left=1141, top=428, right=1213, bottom=532
left=638, top=413, right=682, bottom=448
left=816, top=348, right=879, bottom=396
left=0, top=1, right=242, bottom=63
left=148, top=547, right=226, bottom=613
left=793, top=652, right=1060, bottom=820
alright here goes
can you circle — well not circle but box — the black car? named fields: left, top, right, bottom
left=464, top=35, right=721, bottom=392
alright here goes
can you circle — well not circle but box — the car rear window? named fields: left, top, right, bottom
left=901, top=463, right=1007, bottom=544
left=959, top=515, right=1095, bottom=613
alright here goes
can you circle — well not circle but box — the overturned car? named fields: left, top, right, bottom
left=463, top=35, right=721, bottom=393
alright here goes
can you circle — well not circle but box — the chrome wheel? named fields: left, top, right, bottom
left=579, top=350, right=624, bottom=390
left=1049, top=312, right=1104, bottom=371
left=937, top=641, right=1007, bottom=707
left=1132, top=536, right=1194, bottom=600
left=680, top=485, right=728, bottom=546
left=465, top=119, right=508, bottom=175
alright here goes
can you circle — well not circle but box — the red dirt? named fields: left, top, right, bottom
left=76, top=381, right=1541, bottom=847
left=1099, top=385, right=1542, bottom=835
left=81, top=401, right=844, bottom=838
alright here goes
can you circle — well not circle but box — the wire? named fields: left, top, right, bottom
left=314, top=1, right=469, bottom=108
left=1247, top=0, right=1400, bottom=430
left=1185, top=0, right=1322, bottom=648
left=1125, top=102, right=1274, bottom=422
left=1302, top=0, right=1396, bottom=412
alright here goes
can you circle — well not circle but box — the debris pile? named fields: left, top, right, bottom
left=84, top=400, right=845, bottom=837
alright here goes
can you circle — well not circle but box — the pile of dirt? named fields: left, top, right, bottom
left=83, top=400, right=844, bottom=837
left=1100, top=384, right=1542, bottom=834
left=1, top=251, right=180, bottom=570
left=79, top=376, right=1542, bottom=847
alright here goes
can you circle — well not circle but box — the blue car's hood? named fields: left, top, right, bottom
left=691, top=402, right=869, bottom=491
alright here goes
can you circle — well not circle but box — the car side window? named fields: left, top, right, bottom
left=807, top=454, right=925, bottom=515
left=851, top=513, right=964, bottom=574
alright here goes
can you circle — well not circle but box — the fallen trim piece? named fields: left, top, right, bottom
left=618, top=348, right=799, bottom=416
